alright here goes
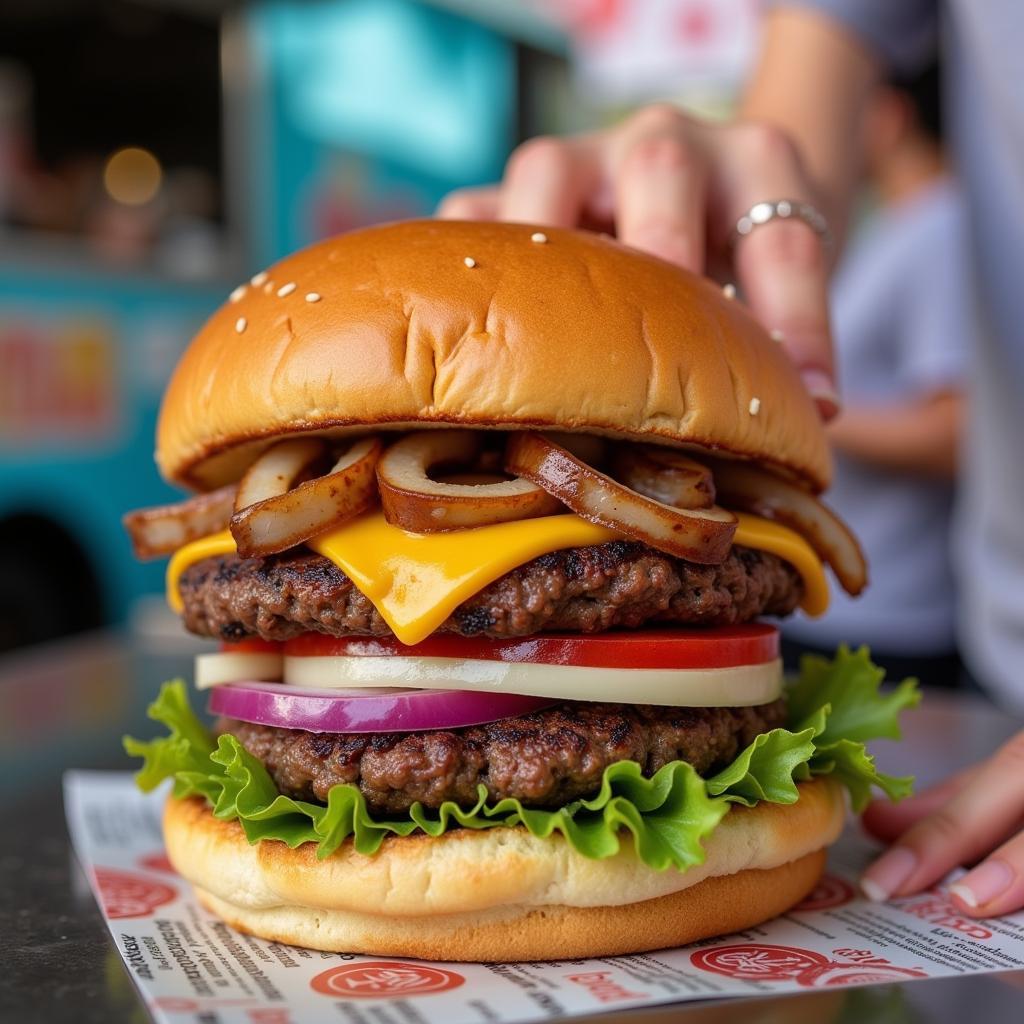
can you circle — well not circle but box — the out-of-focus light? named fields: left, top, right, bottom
left=102, top=146, right=162, bottom=205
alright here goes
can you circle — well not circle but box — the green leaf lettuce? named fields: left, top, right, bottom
left=125, top=645, right=919, bottom=872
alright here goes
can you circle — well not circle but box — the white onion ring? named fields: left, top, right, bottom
left=708, top=458, right=867, bottom=596
left=195, top=650, right=283, bottom=688
left=611, top=445, right=715, bottom=509
left=122, top=484, right=236, bottom=560
left=230, top=437, right=382, bottom=558
left=505, top=432, right=736, bottom=564
left=282, top=653, right=784, bottom=708
left=233, top=437, right=328, bottom=512
left=377, top=430, right=562, bottom=532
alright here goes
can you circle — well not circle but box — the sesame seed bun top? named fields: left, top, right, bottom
left=156, top=220, right=831, bottom=491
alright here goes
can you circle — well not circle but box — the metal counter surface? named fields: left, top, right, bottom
left=2, top=630, right=1022, bottom=1023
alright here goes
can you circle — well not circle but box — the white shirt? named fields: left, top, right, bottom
left=784, top=180, right=969, bottom=655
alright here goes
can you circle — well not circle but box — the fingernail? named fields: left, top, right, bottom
left=801, top=368, right=842, bottom=420
left=860, top=877, right=889, bottom=903
left=951, top=860, right=1013, bottom=909
left=861, top=847, right=917, bottom=901
left=949, top=883, right=977, bottom=908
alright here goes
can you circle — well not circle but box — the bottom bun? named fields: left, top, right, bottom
left=195, top=850, right=826, bottom=961
left=167, top=777, right=843, bottom=961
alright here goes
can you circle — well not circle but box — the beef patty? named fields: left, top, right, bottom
left=225, top=698, right=786, bottom=814
left=180, top=541, right=802, bottom=642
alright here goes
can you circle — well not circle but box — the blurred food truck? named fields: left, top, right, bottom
left=0, top=0, right=572, bottom=651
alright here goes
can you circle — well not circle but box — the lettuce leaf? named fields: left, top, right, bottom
left=125, top=646, right=919, bottom=871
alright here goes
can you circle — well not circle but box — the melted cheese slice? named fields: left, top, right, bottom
left=166, top=510, right=828, bottom=644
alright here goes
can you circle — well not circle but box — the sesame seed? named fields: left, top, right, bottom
left=722, top=283, right=737, bottom=300
left=263, top=282, right=274, bottom=293
left=770, top=329, right=785, bottom=343
left=305, top=292, right=321, bottom=303
left=235, top=317, right=247, bottom=334
left=250, top=271, right=268, bottom=286
left=464, top=256, right=477, bottom=268
left=277, top=282, right=296, bottom=297
left=749, top=397, right=761, bottom=415
left=531, top=232, right=548, bottom=244
left=229, top=285, right=246, bottom=303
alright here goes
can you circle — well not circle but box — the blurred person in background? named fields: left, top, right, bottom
left=781, top=61, right=969, bottom=690
left=442, top=2, right=1024, bottom=917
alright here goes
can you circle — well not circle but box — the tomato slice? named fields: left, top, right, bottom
left=283, top=625, right=779, bottom=670
left=219, top=637, right=283, bottom=654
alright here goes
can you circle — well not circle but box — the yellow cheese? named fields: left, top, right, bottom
left=166, top=530, right=237, bottom=613
left=308, top=513, right=620, bottom=645
left=165, top=510, right=829, bottom=643
left=733, top=512, right=829, bottom=618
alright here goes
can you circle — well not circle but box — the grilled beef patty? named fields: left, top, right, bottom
left=224, top=698, right=787, bottom=814
left=180, top=541, right=802, bottom=643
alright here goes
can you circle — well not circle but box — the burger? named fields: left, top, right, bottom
left=123, top=220, right=918, bottom=961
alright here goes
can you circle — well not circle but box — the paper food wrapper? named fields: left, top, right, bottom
left=65, top=771, right=1024, bottom=1023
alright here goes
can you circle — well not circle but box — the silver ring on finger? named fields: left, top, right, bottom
left=732, top=198, right=833, bottom=251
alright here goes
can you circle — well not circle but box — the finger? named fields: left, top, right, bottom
left=709, top=124, right=838, bottom=419
left=860, top=731, right=1024, bottom=902
left=498, top=135, right=595, bottom=225
left=736, top=224, right=838, bottom=420
left=437, top=186, right=500, bottom=220
left=949, top=831, right=1024, bottom=918
left=862, top=767, right=978, bottom=842
left=610, top=108, right=708, bottom=272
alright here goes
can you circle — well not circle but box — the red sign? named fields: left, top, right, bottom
left=94, top=867, right=177, bottom=919
left=0, top=319, right=116, bottom=441
left=311, top=962, right=465, bottom=998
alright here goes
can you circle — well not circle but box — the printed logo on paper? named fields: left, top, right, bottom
left=94, top=867, right=177, bottom=919
left=691, top=944, right=829, bottom=980
left=793, top=874, right=856, bottom=912
left=137, top=852, right=177, bottom=875
left=692, top=944, right=929, bottom=988
left=311, top=962, right=465, bottom=998
left=796, top=965, right=928, bottom=987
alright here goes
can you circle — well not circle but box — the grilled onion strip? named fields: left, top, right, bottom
left=233, top=437, right=328, bottom=512
left=708, top=458, right=867, bottom=595
left=505, top=432, right=736, bottom=563
left=122, top=484, right=236, bottom=560
left=230, top=437, right=382, bottom=557
left=377, top=430, right=562, bottom=532
left=611, top=444, right=715, bottom=509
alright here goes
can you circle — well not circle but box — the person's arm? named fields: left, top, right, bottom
left=828, top=391, right=963, bottom=478
left=742, top=7, right=882, bottom=245
left=440, top=8, right=879, bottom=416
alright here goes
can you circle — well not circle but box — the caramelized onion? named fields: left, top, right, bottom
left=230, top=437, right=382, bottom=557
left=506, top=432, right=737, bottom=563
left=611, top=444, right=715, bottom=509
left=233, top=437, right=328, bottom=512
left=377, top=431, right=562, bottom=532
left=708, top=458, right=867, bottom=596
left=122, top=485, right=236, bottom=560
left=547, top=432, right=608, bottom=468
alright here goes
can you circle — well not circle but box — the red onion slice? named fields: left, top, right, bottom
left=208, top=681, right=558, bottom=733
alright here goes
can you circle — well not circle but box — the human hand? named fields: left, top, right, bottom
left=439, top=104, right=839, bottom=418
left=861, top=732, right=1024, bottom=915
